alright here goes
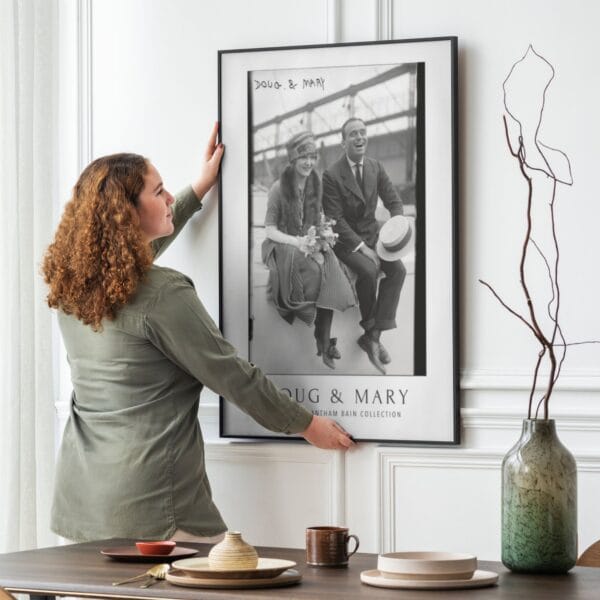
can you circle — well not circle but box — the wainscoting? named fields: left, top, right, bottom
left=52, top=0, right=600, bottom=560
left=201, top=400, right=600, bottom=557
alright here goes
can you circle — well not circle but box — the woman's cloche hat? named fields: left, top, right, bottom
left=286, top=131, right=317, bottom=162
left=376, top=215, right=413, bottom=261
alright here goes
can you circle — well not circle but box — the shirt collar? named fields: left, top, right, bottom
left=346, top=156, right=363, bottom=170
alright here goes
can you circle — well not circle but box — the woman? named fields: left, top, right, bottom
left=42, top=124, right=354, bottom=543
left=262, top=131, right=355, bottom=369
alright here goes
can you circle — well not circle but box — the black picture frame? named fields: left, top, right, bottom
left=218, top=37, right=459, bottom=444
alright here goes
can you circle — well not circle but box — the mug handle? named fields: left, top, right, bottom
left=346, top=534, right=360, bottom=558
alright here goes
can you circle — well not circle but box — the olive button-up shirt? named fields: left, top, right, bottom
left=51, top=186, right=313, bottom=541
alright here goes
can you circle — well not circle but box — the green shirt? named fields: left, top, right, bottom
left=51, top=186, right=313, bottom=542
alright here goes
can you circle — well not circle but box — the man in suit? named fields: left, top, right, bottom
left=322, top=117, right=406, bottom=374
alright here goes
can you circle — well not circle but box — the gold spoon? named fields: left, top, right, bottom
left=112, top=563, right=170, bottom=586
left=139, top=564, right=170, bottom=588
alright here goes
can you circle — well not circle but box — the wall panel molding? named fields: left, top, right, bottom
left=461, top=407, right=600, bottom=432
left=198, top=404, right=600, bottom=434
left=377, top=448, right=600, bottom=553
left=205, top=442, right=344, bottom=524
left=77, top=0, right=93, bottom=168
left=461, top=369, right=600, bottom=392
left=377, top=449, right=502, bottom=553
left=376, top=0, right=394, bottom=40
left=326, top=0, right=341, bottom=43
left=55, top=0, right=94, bottom=426
left=59, top=392, right=600, bottom=424
left=78, top=0, right=600, bottom=557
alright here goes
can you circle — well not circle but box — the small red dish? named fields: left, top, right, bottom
left=136, top=541, right=176, bottom=556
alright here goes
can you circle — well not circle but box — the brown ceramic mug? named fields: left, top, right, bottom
left=306, top=526, right=360, bottom=567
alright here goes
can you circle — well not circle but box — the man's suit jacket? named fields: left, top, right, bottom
left=322, top=155, right=403, bottom=255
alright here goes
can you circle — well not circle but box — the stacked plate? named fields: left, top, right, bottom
left=360, top=552, right=499, bottom=590
left=100, top=544, right=198, bottom=562
left=166, top=557, right=301, bottom=589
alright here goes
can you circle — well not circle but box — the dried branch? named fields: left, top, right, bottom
left=554, top=340, right=600, bottom=347
left=478, top=279, right=540, bottom=340
left=480, top=49, right=569, bottom=419
left=552, top=323, right=567, bottom=392
left=506, top=118, right=556, bottom=419
left=547, top=180, right=564, bottom=412
left=529, top=349, right=546, bottom=418
left=529, top=238, right=556, bottom=321
left=535, top=395, right=545, bottom=420
left=502, top=46, right=574, bottom=185
left=482, top=47, right=599, bottom=419
left=530, top=233, right=568, bottom=400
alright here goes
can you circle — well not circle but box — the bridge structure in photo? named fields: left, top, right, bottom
left=251, top=63, right=419, bottom=206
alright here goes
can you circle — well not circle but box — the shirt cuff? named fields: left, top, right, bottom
left=282, top=404, right=314, bottom=435
left=176, top=185, right=203, bottom=215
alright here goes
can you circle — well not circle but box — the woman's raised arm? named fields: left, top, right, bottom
left=192, top=121, right=225, bottom=200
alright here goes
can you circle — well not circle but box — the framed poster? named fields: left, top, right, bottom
left=218, top=37, right=459, bottom=444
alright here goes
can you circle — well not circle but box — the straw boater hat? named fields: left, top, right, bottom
left=376, top=215, right=413, bottom=261
left=286, top=131, right=317, bottom=161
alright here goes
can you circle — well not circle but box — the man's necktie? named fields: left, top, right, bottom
left=354, top=163, right=364, bottom=195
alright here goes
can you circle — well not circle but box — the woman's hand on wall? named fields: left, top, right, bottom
left=302, top=415, right=356, bottom=450
left=192, top=122, right=225, bottom=200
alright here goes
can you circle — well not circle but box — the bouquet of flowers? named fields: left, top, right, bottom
left=299, top=215, right=338, bottom=264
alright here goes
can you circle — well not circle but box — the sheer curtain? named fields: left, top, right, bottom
left=0, top=0, right=59, bottom=551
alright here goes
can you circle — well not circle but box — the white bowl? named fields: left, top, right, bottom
left=377, top=552, right=477, bottom=581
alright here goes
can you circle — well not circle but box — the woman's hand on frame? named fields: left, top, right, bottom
left=192, top=122, right=225, bottom=200
left=302, top=415, right=356, bottom=450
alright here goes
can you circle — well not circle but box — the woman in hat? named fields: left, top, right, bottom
left=262, top=131, right=355, bottom=370
left=42, top=124, right=355, bottom=543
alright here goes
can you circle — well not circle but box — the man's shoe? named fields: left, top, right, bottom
left=321, top=352, right=336, bottom=370
left=328, top=338, right=341, bottom=360
left=378, top=341, right=391, bottom=364
left=316, top=338, right=336, bottom=369
left=358, top=334, right=387, bottom=375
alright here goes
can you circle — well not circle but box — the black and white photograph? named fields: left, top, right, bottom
left=249, top=63, right=425, bottom=377
left=219, top=38, right=458, bottom=443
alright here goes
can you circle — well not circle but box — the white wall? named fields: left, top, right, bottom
left=56, top=0, right=600, bottom=559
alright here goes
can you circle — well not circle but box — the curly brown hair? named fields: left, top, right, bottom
left=42, top=153, right=154, bottom=330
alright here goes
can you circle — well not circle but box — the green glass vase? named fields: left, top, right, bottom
left=502, top=418, right=577, bottom=573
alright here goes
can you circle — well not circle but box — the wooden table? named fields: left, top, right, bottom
left=0, top=539, right=598, bottom=599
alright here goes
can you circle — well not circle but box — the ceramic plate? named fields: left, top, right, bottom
left=101, top=546, right=198, bottom=562
left=166, top=568, right=301, bottom=589
left=172, top=557, right=297, bottom=579
left=377, top=551, right=477, bottom=580
left=360, top=569, right=499, bottom=590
